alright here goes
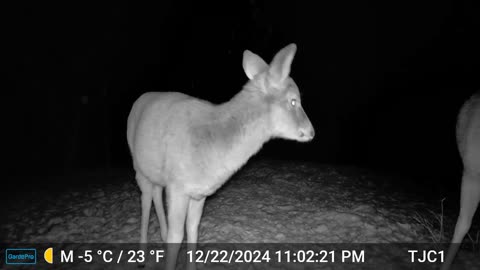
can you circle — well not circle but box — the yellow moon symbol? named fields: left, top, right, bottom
left=44, top=247, right=53, bottom=264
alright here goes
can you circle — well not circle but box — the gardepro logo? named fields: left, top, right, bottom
left=5, top=248, right=37, bottom=265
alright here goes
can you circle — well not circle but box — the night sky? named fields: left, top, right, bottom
left=7, top=0, right=480, bottom=198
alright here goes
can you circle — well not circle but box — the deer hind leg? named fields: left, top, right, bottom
left=136, top=172, right=154, bottom=245
left=152, top=185, right=168, bottom=241
left=453, top=171, right=480, bottom=244
left=443, top=171, right=480, bottom=270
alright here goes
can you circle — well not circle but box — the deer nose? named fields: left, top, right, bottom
left=299, top=127, right=315, bottom=140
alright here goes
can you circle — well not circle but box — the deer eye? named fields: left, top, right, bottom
left=290, top=98, right=297, bottom=107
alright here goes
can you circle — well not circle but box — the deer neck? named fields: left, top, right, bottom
left=210, top=89, right=272, bottom=171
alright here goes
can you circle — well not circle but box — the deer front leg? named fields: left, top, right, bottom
left=165, top=186, right=189, bottom=270
left=186, top=197, right=206, bottom=270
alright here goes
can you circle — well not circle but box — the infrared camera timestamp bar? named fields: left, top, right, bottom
left=59, top=249, right=165, bottom=263
left=187, top=249, right=365, bottom=264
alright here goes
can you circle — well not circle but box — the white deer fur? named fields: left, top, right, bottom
left=442, top=92, right=480, bottom=270
left=127, top=44, right=314, bottom=270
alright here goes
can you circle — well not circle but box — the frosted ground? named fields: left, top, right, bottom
left=1, top=159, right=478, bottom=269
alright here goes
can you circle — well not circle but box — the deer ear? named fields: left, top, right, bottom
left=243, top=50, right=269, bottom=80
left=268, top=43, right=297, bottom=83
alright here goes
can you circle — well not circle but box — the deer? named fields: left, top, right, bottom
left=442, top=92, right=480, bottom=270
left=126, top=44, right=314, bottom=270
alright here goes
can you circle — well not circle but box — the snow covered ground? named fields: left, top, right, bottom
left=1, top=160, right=478, bottom=269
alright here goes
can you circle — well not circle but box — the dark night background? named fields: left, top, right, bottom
left=5, top=0, right=480, bottom=202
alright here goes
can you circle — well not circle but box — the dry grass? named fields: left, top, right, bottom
left=413, top=198, right=446, bottom=247
left=413, top=198, right=479, bottom=254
